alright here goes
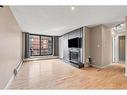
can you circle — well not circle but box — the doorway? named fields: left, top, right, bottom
left=119, top=36, right=125, bottom=62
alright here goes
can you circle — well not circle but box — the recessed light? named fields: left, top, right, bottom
left=71, top=6, right=75, bottom=11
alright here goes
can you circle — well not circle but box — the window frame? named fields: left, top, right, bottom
left=29, top=33, right=53, bottom=56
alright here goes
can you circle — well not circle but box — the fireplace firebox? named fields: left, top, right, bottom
left=69, top=50, right=84, bottom=68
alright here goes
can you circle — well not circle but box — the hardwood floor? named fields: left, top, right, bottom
left=9, top=59, right=127, bottom=89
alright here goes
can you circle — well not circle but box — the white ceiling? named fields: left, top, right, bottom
left=10, top=6, right=127, bottom=36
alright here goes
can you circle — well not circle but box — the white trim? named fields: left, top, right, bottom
left=4, top=60, right=23, bottom=89
left=4, top=74, right=15, bottom=89
left=17, top=60, right=23, bottom=72
left=91, top=64, right=102, bottom=68
left=91, top=64, right=112, bottom=69
left=84, top=63, right=89, bottom=67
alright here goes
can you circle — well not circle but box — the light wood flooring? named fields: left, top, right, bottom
left=9, top=59, right=127, bottom=89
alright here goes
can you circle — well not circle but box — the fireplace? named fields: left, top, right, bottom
left=69, top=50, right=84, bottom=68
left=69, top=51, right=80, bottom=64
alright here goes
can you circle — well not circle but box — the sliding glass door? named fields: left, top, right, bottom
left=41, top=36, right=52, bottom=55
left=29, top=35, right=40, bottom=56
left=29, top=34, right=53, bottom=56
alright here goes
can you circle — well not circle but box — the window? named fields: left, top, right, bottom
left=41, top=36, right=52, bottom=55
left=29, top=35, right=40, bottom=56
left=29, top=34, right=53, bottom=56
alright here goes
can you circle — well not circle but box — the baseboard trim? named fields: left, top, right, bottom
left=91, top=64, right=112, bottom=69
left=4, top=60, right=23, bottom=89
left=91, top=64, right=102, bottom=68
left=84, top=63, right=89, bottom=67
left=16, top=60, right=23, bottom=73
left=4, top=74, right=15, bottom=89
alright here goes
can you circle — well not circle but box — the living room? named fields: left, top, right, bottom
left=0, top=4, right=127, bottom=91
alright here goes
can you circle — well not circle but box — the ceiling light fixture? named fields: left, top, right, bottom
left=71, top=6, right=75, bottom=11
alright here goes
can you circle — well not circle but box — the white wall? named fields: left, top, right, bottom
left=83, top=27, right=91, bottom=66
left=0, top=6, right=22, bottom=88
left=102, top=25, right=112, bottom=66
left=84, top=25, right=112, bottom=67
left=59, top=36, right=64, bottom=59
left=89, top=25, right=102, bottom=67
